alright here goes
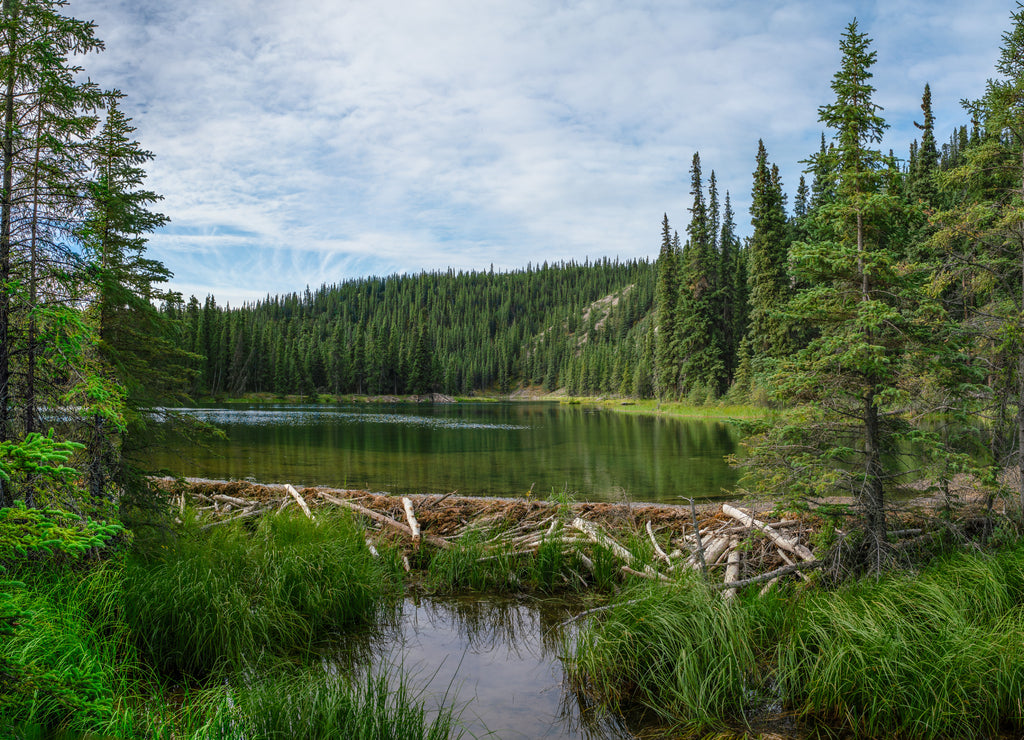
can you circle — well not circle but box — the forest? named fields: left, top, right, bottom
left=5, top=0, right=1024, bottom=736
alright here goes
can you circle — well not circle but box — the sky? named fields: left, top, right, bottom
left=67, top=0, right=1015, bottom=307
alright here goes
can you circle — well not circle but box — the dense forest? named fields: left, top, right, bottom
left=165, top=259, right=657, bottom=399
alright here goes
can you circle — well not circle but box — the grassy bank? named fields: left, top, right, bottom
left=568, top=544, right=1024, bottom=738
left=193, top=389, right=767, bottom=423
left=0, top=510, right=459, bottom=739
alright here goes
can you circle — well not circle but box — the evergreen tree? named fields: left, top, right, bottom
left=744, top=20, right=975, bottom=570
left=654, top=214, right=680, bottom=397
left=745, top=140, right=792, bottom=379
left=677, top=153, right=724, bottom=395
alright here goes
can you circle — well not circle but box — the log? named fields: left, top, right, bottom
left=199, top=507, right=267, bottom=531
left=285, top=484, right=314, bottom=520
left=276, top=496, right=293, bottom=513
left=570, top=517, right=661, bottom=578
left=212, top=493, right=251, bottom=507
left=318, top=492, right=451, bottom=549
left=722, top=504, right=815, bottom=561
left=776, top=547, right=811, bottom=581
left=646, top=521, right=671, bottom=565
left=722, top=548, right=742, bottom=601
left=402, top=497, right=421, bottom=546
left=717, top=561, right=822, bottom=591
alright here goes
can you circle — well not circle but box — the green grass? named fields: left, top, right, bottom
left=0, top=561, right=157, bottom=737
left=122, top=510, right=403, bottom=677
left=198, top=667, right=462, bottom=740
left=568, top=545, right=1024, bottom=738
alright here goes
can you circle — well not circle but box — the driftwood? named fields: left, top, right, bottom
left=717, top=561, right=822, bottom=591
left=571, top=517, right=661, bottom=578
left=722, top=549, right=742, bottom=600
left=646, top=520, right=672, bottom=565
left=285, top=484, right=314, bottom=520
left=402, top=497, right=421, bottom=546
left=318, top=491, right=452, bottom=549
left=722, top=504, right=815, bottom=561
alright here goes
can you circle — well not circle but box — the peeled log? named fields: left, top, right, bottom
left=722, top=504, right=814, bottom=561
left=571, top=517, right=661, bottom=578
left=722, top=548, right=742, bottom=601
left=402, top=497, right=421, bottom=546
left=318, top=492, right=451, bottom=549
left=285, top=484, right=314, bottom=520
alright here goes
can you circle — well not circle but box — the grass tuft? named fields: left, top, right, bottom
left=121, top=510, right=401, bottom=677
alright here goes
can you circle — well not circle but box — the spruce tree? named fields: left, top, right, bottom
left=745, top=139, right=792, bottom=381
left=744, top=20, right=975, bottom=570
left=654, top=214, right=680, bottom=397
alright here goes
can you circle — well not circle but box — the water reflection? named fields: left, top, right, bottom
left=331, top=596, right=636, bottom=740
left=152, top=402, right=741, bottom=503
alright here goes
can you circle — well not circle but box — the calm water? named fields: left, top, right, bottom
left=333, top=596, right=640, bottom=740
left=153, top=402, right=740, bottom=503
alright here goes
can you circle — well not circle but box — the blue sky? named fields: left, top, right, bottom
left=68, top=0, right=1014, bottom=306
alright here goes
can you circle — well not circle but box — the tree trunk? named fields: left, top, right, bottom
left=0, top=1, right=17, bottom=453
left=863, top=389, right=888, bottom=569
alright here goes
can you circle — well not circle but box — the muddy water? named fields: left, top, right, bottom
left=332, top=596, right=642, bottom=739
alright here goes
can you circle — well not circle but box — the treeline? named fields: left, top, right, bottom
left=165, top=259, right=657, bottom=398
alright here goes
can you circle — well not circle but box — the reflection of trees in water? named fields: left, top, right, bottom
left=152, top=403, right=742, bottom=503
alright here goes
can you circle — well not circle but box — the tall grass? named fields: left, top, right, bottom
left=779, top=548, right=1024, bottom=738
left=568, top=575, right=758, bottom=731
left=569, top=545, right=1024, bottom=738
left=0, top=561, right=156, bottom=737
left=122, top=510, right=402, bottom=677
left=199, top=667, right=462, bottom=740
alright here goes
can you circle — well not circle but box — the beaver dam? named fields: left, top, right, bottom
left=155, top=476, right=981, bottom=595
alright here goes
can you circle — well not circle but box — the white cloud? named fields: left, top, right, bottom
left=68, top=0, right=1015, bottom=305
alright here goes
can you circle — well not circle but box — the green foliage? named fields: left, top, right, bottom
left=0, top=432, right=82, bottom=486
left=0, top=503, right=124, bottom=561
left=0, top=563, right=146, bottom=737
left=122, top=510, right=400, bottom=677
left=568, top=577, right=758, bottom=731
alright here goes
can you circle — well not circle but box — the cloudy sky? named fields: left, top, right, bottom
left=67, top=0, right=1013, bottom=306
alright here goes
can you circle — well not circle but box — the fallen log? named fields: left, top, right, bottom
left=722, top=504, right=815, bottom=561
left=717, top=560, right=822, bottom=591
left=318, top=491, right=451, bottom=549
left=722, top=549, right=742, bottom=601
left=199, top=507, right=267, bottom=530
left=647, top=521, right=672, bottom=565
left=571, top=517, right=661, bottom=578
left=402, top=497, right=421, bottom=546
left=286, top=484, right=314, bottom=520
left=212, top=493, right=251, bottom=508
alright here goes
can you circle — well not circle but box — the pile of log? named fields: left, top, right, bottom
left=164, top=478, right=821, bottom=594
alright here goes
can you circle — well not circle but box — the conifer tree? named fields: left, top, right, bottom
left=744, top=20, right=975, bottom=570
left=677, top=153, right=724, bottom=396
left=654, top=214, right=680, bottom=397
left=745, top=140, right=792, bottom=379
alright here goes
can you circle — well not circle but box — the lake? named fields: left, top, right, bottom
left=152, top=401, right=741, bottom=503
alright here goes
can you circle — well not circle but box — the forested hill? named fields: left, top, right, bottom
left=164, top=258, right=657, bottom=398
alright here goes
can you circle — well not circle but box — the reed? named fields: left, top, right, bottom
left=778, top=547, right=1024, bottom=738
left=0, top=562, right=155, bottom=736
left=122, top=510, right=401, bottom=677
